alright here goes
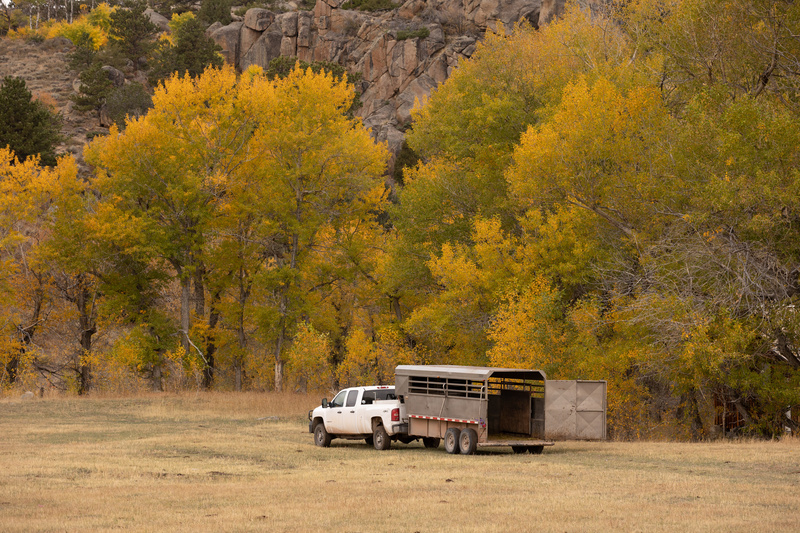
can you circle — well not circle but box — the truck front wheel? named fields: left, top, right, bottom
left=373, top=425, right=391, bottom=450
left=444, top=428, right=461, bottom=454
left=314, top=423, right=331, bottom=447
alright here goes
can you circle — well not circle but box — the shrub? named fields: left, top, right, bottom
left=104, top=82, right=153, bottom=128
left=340, top=0, right=398, bottom=11
left=396, top=27, right=429, bottom=40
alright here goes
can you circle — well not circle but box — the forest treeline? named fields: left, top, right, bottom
left=2, top=0, right=800, bottom=440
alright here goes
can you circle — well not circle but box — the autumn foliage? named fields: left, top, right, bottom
left=3, top=0, right=800, bottom=440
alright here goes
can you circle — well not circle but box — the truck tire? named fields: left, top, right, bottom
left=365, top=436, right=374, bottom=446
left=528, top=445, right=544, bottom=455
left=314, top=423, right=331, bottom=447
left=444, top=428, right=461, bottom=454
left=459, top=428, right=478, bottom=455
left=373, top=425, right=391, bottom=450
left=511, top=446, right=527, bottom=454
left=422, top=437, right=440, bottom=449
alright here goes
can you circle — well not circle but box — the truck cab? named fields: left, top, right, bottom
left=308, top=386, right=409, bottom=450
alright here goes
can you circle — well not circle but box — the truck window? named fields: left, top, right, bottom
left=346, top=390, right=359, bottom=407
left=375, top=389, right=396, bottom=401
left=330, top=390, right=347, bottom=408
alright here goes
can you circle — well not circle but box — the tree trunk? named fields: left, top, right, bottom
left=152, top=363, right=163, bottom=391
left=203, top=291, right=220, bottom=389
left=274, top=313, right=286, bottom=391
left=180, top=275, right=191, bottom=356
left=76, top=279, right=97, bottom=395
left=6, top=287, right=44, bottom=384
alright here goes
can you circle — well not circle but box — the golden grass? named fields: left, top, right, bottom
left=1, top=393, right=798, bottom=532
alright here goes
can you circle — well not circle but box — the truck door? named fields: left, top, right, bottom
left=325, top=390, right=349, bottom=433
left=339, top=389, right=361, bottom=434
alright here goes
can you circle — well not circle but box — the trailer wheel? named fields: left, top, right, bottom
left=422, top=437, right=440, bottom=449
left=444, top=428, right=461, bottom=454
left=373, top=425, right=391, bottom=450
left=511, top=446, right=527, bottom=454
left=314, top=423, right=331, bottom=447
left=528, top=445, right=544, bottom=455
left=459, top=428, right=478, bottom=455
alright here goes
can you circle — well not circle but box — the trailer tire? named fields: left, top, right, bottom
left=444, top=428, right=461, bottom=454
left=373, top=425, right=391, bottom=450
left=459, top=428, right=478, bottom=455
left=422, top=437, right=440, bottom=449
left=528, top=445, right=544, bottom=455
left=314, top=423, right=331, bottom=447
left=511, top=445, right=527, bottom=454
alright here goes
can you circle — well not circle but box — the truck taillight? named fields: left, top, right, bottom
left=391, top=408, right=400, bottom=422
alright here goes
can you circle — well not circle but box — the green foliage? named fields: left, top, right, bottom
left=340, top=0, right=397, bottom=10
left=197, top=0, right=232, bottom=26
left=108, top=0, right=158, bottom=63
left=396, top=27, right=429, bottom=40
left=71, top=63, right=114, bottom=116
left=148, top=13, right=223, bottom=85
left=392, top=140, right=419, bottom=186
left=104, top=82, right=153, bottom=129
left=0, top=76, right=63, bottom=166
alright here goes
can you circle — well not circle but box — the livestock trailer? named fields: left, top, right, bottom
left=395, top=365, right=554, bottom=454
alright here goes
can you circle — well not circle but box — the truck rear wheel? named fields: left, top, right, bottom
left=444, top=428, right=461, bottom=454
left=459, top=428, right=478, bottom=455
left=528, top=445, right=544, bottom=455
left=373, top=425, right=391, bottom=450
left=314, top=423, right=331, bottom=447
left=511, top=446, right=527, bottom=454
left=422, top=437, right=440, bottom=449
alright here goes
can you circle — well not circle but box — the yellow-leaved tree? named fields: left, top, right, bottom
left=86, top=65, right=388, bottom=391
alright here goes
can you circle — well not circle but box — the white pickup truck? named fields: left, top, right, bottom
left=308, top=386, right=440, bottom=450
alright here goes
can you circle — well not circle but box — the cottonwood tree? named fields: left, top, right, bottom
left=86, top=65, right=387, bottom=391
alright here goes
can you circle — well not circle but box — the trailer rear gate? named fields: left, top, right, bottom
left=395, top=365, right=550, bottom=447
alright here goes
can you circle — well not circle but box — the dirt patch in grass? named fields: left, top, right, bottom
left=1, top=393, right=798, bottom=532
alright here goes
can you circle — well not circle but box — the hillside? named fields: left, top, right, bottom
left=0, top=36, right=106, bottom=166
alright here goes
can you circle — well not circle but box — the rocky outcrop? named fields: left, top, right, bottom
left=209, top=0, right=552, bottom=164
left=207, top=0, right=563, bottom=167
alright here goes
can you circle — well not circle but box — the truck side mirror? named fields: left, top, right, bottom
left=321, top=398, right=328, bottom=408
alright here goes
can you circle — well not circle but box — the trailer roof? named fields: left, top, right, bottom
left=395, top=365, right=546, bottom=382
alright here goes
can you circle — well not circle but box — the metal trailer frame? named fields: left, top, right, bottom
left=395, top=365, right=554, bottom=451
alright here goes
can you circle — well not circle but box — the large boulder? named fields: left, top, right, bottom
left=144, top=8, right=170, bottom=32
left=210, top=22, right=244, bottom=67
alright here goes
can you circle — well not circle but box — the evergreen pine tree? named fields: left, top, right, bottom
left=0, top=77, right=63, bottom=166
left=108, top=0, right=159, bottom=64
left=149, top=15, right=223, bottom=85
left=71, top=63, right=115, bottom=118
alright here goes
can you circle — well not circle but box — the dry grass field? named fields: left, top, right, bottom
left=1, top=392, right=798, bottom=532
